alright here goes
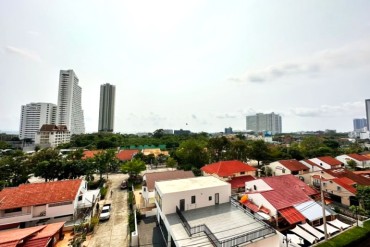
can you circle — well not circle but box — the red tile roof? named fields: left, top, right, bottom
left=253, top=175, right=318, bottom=210
left=347, top=153, right=370, bottom=161
left=201, top=160, right=256, bottom=177
left=229, top=175, right=255, bottom=189
left=325, top=168, right=370, bottom=186
left=278, top=160, right=309, bottom=172
left=279, top=207, right=306, bottom=224
left=116, top=149, right=139, bottom=161
left=0, top=222, right=64, bottom=247
left=332, top=178, right=357, bottom=194
left=242, top=200, right=259, bottom=213
left=144, top=170, right=195, bottom=191
left=0, top=180, right=82, bottom=210
left=317, top=156, right=343, bottom=166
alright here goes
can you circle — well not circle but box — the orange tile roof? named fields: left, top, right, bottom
left=317, top=156, right=343, bottom=166
left=201, top=160, right=256, bottom=177
left=347, top=153, right=370, bottom=161
left=0, top=180, right=82, bottom=210
left=0, top=222, right=64, bottom=247
left=278, top=159, right=309, bottom=171
left=82, top=150, right=103, bottom=159
left=325, top=168, right=370, bottom=185
left=116, top=149, right=139, bottom=161
left=279, top=207, right=306, bottom=224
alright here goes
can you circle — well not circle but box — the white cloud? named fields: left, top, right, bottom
left=230, top=39, right=370, bottom=83
left=289, top=101, right=364, bottom=117
left=4, top=46, right=41, bottom=62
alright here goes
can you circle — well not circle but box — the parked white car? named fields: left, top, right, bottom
left=99, top=204, right=111, bottom=221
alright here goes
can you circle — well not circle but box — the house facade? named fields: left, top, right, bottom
left=141, top=170, right=194, bottom=208
left=336, top=154, right=370, bottom=169
left=269, top=159, right=309, bottom=176
left=308, top=156, right=343, bottom=170
left=0, top=179, right=99, bottom=229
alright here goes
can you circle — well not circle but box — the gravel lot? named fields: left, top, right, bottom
left=87, top=173, right=129, bottom=247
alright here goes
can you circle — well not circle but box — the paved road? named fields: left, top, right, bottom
left=88, top=174, right=129, bottom=247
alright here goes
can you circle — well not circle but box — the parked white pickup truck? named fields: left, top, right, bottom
left=99, top=203, right=111, bottom=221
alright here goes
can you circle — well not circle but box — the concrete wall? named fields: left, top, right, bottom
left=160, top=184, right=231, bottom=215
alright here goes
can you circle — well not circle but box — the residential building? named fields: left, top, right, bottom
left=98, top=83, right=116, bottom=132
left=300, top=159, right=323, bottom=172
left=246, top=112, right=282, bottom=134
left=154, top=176, right=279, bottom=247
left=299, top=168, right=370, bottom=206
left=56, top=70, right=85, bottom=135
left=0, top=179, right=100, bottom=229
left=34, top=124, right=71, bottom=148
left=353, top=118, right=367, bottom=131
left=243, top=175, right=332, bottom=228
left=268, top=159, right=309, bottom=176
left=173, top=129, right=191, bottom=135
left=308, top=156, right=343, bottom=170
left=141, top=170, right=194, bottom=207
left=0, top=222, right=65, bottom=247
left=224, top=127, right=233, bottom=134
left=366, top=99, right=370, bottom=130
left=336, top=153, right=370, bottom=169
left=19, top=102, right=57, bottom=141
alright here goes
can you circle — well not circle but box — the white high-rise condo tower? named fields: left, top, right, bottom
left=98, top=83, right=116, bottom=132
left=246, top=112, right=282, bottom=135
left=56, top=70, right=85, bottom=135
left=19, top=102, right=57, bottom=140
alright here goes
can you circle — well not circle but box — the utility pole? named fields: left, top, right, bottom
left=321, top=175, right=328, bottom=240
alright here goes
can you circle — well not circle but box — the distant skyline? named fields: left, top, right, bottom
left=1, top=1, right=370, bottom=134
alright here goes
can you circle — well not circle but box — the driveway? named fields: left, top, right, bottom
left=87, top=174, right=129, bottom=247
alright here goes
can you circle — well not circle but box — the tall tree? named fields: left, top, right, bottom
left=248, top=140, right=270, bottom=168
left=121, top=158, right=146, bottom=178
left=175, top=139, right=208, bottom=169
left=207, top=137, right=230, bottom=162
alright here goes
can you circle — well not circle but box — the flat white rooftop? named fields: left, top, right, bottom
left=156, top=176, right=228, bottom=194
left=166, top=203, right=275, bottom=247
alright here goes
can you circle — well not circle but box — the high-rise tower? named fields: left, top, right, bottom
left=19, top=102, right=57, bottom=140
left=246, top=112, right=282, bottom=134
left=56, top=70, right=85, bottom=135
left=98, top=83, right=116, bottom=132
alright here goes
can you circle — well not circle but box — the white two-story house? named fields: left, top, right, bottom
left=154, top=176, right=279, bottom=247
left=0, top=179, right=99, bottom=229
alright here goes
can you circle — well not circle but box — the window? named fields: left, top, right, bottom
left=143, top=187, right=146, bottom=192
left=209, top=196, right=212, bottom=201
left=253, top=185, right=257, bottom=190
left=78, top=195, right=83, bottom=201
left=282, top=168, right=286, bottom=174
left=191, top=196, right=196, bottom=204
left=5, top=208, right=22, bottom=214
left=337, top=186, right=341, bottom=191
left=240, top=172, right=245, bottom=175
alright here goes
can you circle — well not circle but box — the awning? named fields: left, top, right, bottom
left=298, top=223, right=325, bottom=240
left=327, top=219, right=351, bottom=230
left=316, top=223, right=340, bottom=235
left=279, top=207, right=306, bottom=224
left=294, top=201, right=332, bottom=222
left=243, top=200, right=259, bottom=213
left=290, top=226, right=317, bottom=244
left=287, top=234, right=304, bottom=246
left=256, top=212, right=271, bottom=220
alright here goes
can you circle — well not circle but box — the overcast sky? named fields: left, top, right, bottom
left=1, top=0, right=370, bottom=134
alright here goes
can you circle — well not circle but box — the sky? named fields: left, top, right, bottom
left=1, top=0, right=370, bottom=134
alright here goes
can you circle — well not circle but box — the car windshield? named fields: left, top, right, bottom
left=102, top=209, right=109, bottom=213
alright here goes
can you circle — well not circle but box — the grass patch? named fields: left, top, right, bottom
left=316, top=224, right=370, bottom=247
